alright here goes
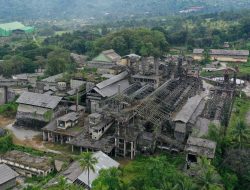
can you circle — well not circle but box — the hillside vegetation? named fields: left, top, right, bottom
left=1, top=0, right=250, bottom=21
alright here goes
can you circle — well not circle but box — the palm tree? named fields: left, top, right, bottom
left=190, top=157, right=223, bottom=190
left=232, top=120, right=250, bottom=149
left=78, top=151, right=98, bottom=189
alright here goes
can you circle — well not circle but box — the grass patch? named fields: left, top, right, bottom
left=228, top=95, right=250, bottom=131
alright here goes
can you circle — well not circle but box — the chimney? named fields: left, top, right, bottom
left=76, top=88, right=79, bottom=112
left=155, top=58, right=159, bottom=76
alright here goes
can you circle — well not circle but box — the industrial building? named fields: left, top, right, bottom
left=193, top=48, right=249, bottom=63
left=0, top=22, right=34, bottom=37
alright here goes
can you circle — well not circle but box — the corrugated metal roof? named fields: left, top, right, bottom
left=63, top=161, right=83, bottom=182
left=193, top=48, right=249, bottom=56
left=0, top=22, right=25, bottom=30
left=174, top=95, right=203, bottom=123
left=210, top=49, right=249, bottom=56
left=94, top=79, right=129, bottom=98
left=96, top=71, right=128, bottom=89
left=77, top=151, right=119, bottom=188
left=16, top=92, right=62, bottom=109
left=0, top=164, right=18, bottom=185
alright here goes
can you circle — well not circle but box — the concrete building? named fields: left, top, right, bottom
left=42, top=112, right=83, bottom=144
left=86, top=71, right=130, bottom=113
left=185, top=136, right=216, bottom=165
left=0, top=150, right=54, bottom=177
left=0, top=164, right=19, bottom=190
left=193, top=49, right=249, bottom=63
left=88, top=113, right=114, bottom=140
left=15, top=92, right=63, bottom=128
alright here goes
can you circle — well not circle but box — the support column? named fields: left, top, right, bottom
left=60, top=135, right=63, bottom=145
left=3, top=86, right=8, bottom=104
left=130, top=142, right=133, bottom=160
left=123, top=140, right=126, bottom=157
left=71, top=145, right=74, bottom=153
left=43, top=131, right=46, bottom=141
left=80, top=147, right=83, bottom=153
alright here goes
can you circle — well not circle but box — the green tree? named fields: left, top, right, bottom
left=92, top=167, right=122, bottom=190
left=45, top=48, right=73, bottom=76
left=190, top=157, right=223, bottom=190
left=231, top=120, right=250, bottom=149
left=78, top=151, right=98, bottom=190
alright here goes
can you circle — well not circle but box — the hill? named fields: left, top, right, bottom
left=1, top=0, right=250, bottom=21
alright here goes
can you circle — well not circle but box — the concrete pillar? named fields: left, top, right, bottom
left=60, top=135, right=63, bottom=145
left=123, top=141, right=126, bottom=157
left=80, top=147, right=83, bottom=153
left=130, top=142, right=133, bottom=160
left=3, top=86, right=8, bottom=104
left=43, top=131, right=46, bottom=141
left=71, top=145, right=74, bottom=152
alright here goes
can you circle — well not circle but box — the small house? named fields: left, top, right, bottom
left=57, top=112, right=79, bottom=129
left=185, top=136, right=216, bottom=165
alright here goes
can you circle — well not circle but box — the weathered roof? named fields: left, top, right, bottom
left=77, top=151, right=119, bottom=188
left=57, top=112, right=79, bottom=122
left=174, top=95, right=203, bottom=123
left=185, top=136, right=216, bottom=159
left=102, top=49, right=121, bottom=62
left=69, top=105, right=85, bottom=112
left=193, top=49, right=204, bottom=54
left=1, top=150, right=53, bottom=171
left=63, top=161, right=83, bottom=182
left=0, top=164, right=18, bottom=185
left=192, top=117, right=211, bottom=137
left=210, top=49, right=249, bottom=56
left=42, top=73, right=63, bottom=83
left=93, top=49, right=121, bottom=63
left=69, top=134, right=115, bottom=154
left=93, top=71, right=130, bottom=98
left=16, top=92, right=62, bottom=109
left=96, top=71, right=128, bottom=89
left=193, top=48, right=249, bottom=56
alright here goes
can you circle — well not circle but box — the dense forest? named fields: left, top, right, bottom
left=1, top=0, right=250, bottom=21
left=0, top=9, right=250, bottom=78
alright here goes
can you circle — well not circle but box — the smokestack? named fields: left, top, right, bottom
left=76, top=88, right=79, bottom=112
left=155, top=58, right=159, bottom=76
